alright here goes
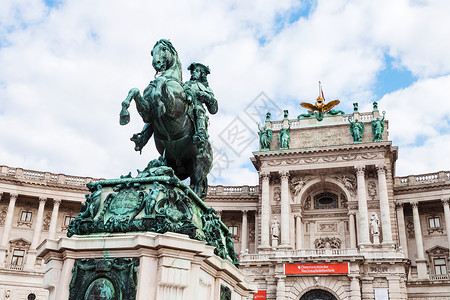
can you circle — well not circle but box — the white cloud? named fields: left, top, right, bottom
left=0, top=0, right=449, bottom=185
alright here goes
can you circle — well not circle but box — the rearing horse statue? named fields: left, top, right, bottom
left=119, top=39, right=213, bottom=199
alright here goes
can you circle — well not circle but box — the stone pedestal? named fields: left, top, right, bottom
left=272, top=237, right=279, bottom=248
left=372, top=233, right=380, bottom=246
left=37, top=232, right=255, bottom=300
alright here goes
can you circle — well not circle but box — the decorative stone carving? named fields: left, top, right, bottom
left=318, top=223, right=337, bottom=232
left=303, top=195, right=311, bottom=210
left=406, top=216, right=415, bottom=238
left=370, top=265, right=389, bottom=273
left=249, top=223, right=255, bottom=241
left=314, top=237, right=341, bottom=249
left=290, top=175, right=312, bottom=198
left=367, top=181, right=377, bottom=200
left=9, top=238, right=31, bottom=250
left=42, top=212, right=51, bottom=231
left=273, top=186, right=281, bottom=204
left=334, top=173, right=357, bottom=197
left=0, top=206, right=7, bottom=226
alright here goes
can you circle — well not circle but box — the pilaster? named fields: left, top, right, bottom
left=0, top=193, right=18, bottom=267
left=376, top=164, right=394, bottom=246
left=279, top=170, right=291, bottom=248
left=441, top=197, right=450, bottom=257
left=259, top=172, right=271, bottom=250
left=241, top=210, right=248, bottom=253
left=411, top=200, right=427, bottom=279
left=395, top=203, right=408, bottom=257
left=355, top=166, right=370, bottom=246
left=48, top=198, right=62, bottom=240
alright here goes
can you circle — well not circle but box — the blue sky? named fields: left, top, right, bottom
left=0, top=0, right=450, bottom=185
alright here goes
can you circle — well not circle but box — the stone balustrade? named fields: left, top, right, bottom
left=239, top=248, right=362, bottom=262
left=0, top=165, right=104, bottom=187
left=207, top=185, right=259, bottom=195
left=239, top=247, right=405, bottom=262
left=395, top=171, right=450, bottom=186
left=429, top=274, right=450, bottom=281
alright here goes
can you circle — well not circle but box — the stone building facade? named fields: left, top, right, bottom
left=0, top=105, right=450, bottom=299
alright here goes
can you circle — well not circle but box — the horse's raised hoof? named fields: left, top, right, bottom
left=119, top=109, right=130, bottom=125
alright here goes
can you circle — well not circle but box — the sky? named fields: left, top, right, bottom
left=0, top=0, right=450, bottom=186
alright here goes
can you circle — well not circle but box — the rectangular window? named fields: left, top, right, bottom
left=228, top=225, right=238, bottom=237
left=20, top=211, right=32, bottom=222
left=11, top=249, right=25, bottom=266
left=429, top=217, right=441, bottom=228
left=64, top=216, right=75, bottom=226
left=434, top=258, right=447, bottom=275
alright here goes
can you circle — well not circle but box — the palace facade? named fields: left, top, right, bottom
left=1, top=104, right=450, bottom=299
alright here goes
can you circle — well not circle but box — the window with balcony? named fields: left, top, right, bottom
left=228, top=225, right=239, bottom=237
left=11, top=249, right=25, bottom=266
left=429, top=217, right=440, bottom=228
left=20, top=211, right=32, bottom=222
left=64, top=216, right=75, bottom=226
left=427, top=215, right=443, bottom=234
left=434, top=258, right=447, bottom=275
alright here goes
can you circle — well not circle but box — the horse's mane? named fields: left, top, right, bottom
left=153, top=39, right=183, bottom=81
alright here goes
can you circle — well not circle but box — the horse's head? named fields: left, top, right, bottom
left=151, top=39, right=181, bottom=79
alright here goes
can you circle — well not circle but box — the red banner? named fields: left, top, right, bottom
left=285, top=263, right=349, bottom=275
left=254, top=290, right=266, bottom=300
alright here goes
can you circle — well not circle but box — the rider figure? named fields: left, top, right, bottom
left=183, top=63, right=218, bottom=151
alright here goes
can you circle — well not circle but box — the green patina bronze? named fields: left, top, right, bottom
left=258, top=123, right=272, bottom=150
left=68, top=158, right=238, bottom=266
left=69, top=258, right=139, bottom=300
left=68, top=40, right=239, bottom=274
left=119, top=39, right=217, bottom=200
left=371, top=111, right=386, bottom=142
left=279, top=123, right=291, bottom=149
left=349, top=117, right=364, bottom=143
left=220, top=285, right=232, bottom=300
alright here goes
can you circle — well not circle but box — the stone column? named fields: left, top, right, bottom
left=376, top=164, right=394, bottom=245
left=241, top=210, right=248, bottom=253
left=259, top=172, right=271, bottom=250
left=0, top=193, right=18, bottom=247
left=25, top=197, right=47, bottom=271
left=395, top=203, right=409, bottom=257
left=411, top=201, right=427, bottom=279
left=348, top=212, right=357, bottom=248
left=0, top=193, right=18, bottom=267
left=279, top=171, right=291, bottom=248
left=255, top=209, right=259, bottom=251
left=349, top=275, right=361, bottom=300
left=48, top=198, right=61, bottom=240
left=295, top=214, right=303, bottom=250
left=442, top=198, right=450, bottom=255
left=355, top=166, right=370, bottom=246
left=31, top=197, right=47, bottom=249
left=276, top=276, right=285, bottom=300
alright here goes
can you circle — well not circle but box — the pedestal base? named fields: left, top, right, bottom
left=37, top=232, right=256, bottom=300
left=271, top=238, right=279, bottom=248
left=372, top=233, right=380, bottom=246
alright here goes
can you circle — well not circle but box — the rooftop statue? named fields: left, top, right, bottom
left=371, top=111, right=386, bottom=142
left=119, top=39, right=216, bottom=199
left=349, top=117, right=365, bottom=143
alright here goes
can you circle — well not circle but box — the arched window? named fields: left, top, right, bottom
left=313, top=193, right=338, bottom=209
